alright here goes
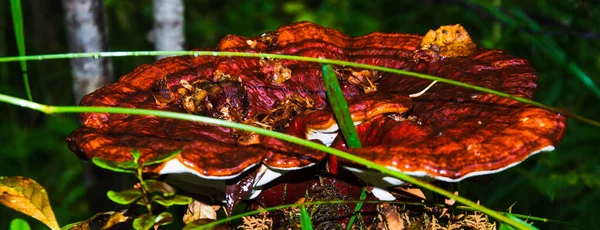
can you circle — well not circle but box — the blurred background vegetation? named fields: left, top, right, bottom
left=1, top=0, right=598, bottom=229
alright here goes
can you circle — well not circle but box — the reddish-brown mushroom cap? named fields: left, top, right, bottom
left=67, top=22, right=566, bottom=183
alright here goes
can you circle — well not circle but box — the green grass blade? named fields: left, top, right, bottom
left=0, top=94, right=536, bottom=230
left=322, top=64, right=361, bottom=148
left=9, top=0, right=32, bottom=101
left=0, top=51, right=596, bottom=127
left=346, top=187, right=367, bottom=230
left=300, top=205, right=313, bottom=230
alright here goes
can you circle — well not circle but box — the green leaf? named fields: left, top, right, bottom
left=300, top=205, right=313, bottom=230
left=0, top=176, right=60, bottom=230
left=10, top=218, right=31, bottom=230
left=499, top=222, right=516, bottom=230
left=183, top=219, right=222, bottom=230
left=92, top=157, right=137, bottom=173
left=107, top=188, right=142, bottom=205
left=9, top=0, right=32, bottom=101
left=131, top=149, right=141, bottom=164
left=133, top=214, right=155, bottom=230
left=152, top=194, right=192, bottom=207
left=142, top=150, right=181, bottom=166
left=155, top=212, right=174, bottom=226
left=504, top=213, right=539, bottom=230
left=143, top=179, right=175, bottom=197
left=321, top=64, right=361, bottom=148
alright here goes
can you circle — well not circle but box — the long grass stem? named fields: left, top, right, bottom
left=0, top=93, right=535, bottom=230
left=0, top=51, right=597, bottom=127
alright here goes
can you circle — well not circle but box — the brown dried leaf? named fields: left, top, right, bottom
left=377, top=203, right=404, bottom=230
left=183, top=200, right=218, bottom=224
left=0, top=176, right=59, bottom=230
left=56, top=211, right=130, bottom=230
left=102, top=211, right=129, bottom=229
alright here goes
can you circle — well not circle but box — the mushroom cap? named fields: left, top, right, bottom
left=66, top=22, right=566, bottom=182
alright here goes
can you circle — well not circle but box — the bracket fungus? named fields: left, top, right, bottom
left=67, top=22, right=567, bottom=202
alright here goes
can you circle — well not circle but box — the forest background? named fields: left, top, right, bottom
left=0, top=0, right=599, bottom=229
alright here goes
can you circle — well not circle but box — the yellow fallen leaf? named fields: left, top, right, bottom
left=0, top=176, right=59, bottom=230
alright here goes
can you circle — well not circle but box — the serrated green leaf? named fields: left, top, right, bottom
left=10, top=218, right=31, bottom=230
left=300, top=205, right=313, bottom=230
left=133, top=214, right=155, bottom=230
left=0, top=176, right=60, bottom=230
left=143, top=179, right=175, bottom=197
left=92, top=157, right=137, bottom=173
left=321, top=64, right=361, bottom=148
left=155, top=212, right=174, bottom=226
left=131, top=149, right=141, bottom=164
left=152, top=194, right=192, bottom=207
left=107, top=188, right=142, bottom=205
left=142, top=150, right=181, bottom=166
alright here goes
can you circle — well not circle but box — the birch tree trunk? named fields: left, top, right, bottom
left=62, top=0, right=112, bottom=102
left=62, top=0, right=122, bottom=214
left=151, top=0, right=185, bottom=59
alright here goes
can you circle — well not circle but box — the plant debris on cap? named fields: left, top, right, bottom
left=67, top=22, right=566, bottom=186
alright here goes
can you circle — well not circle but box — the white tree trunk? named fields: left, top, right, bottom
left=62, top=0, right=120, bottom=214
left=62, top=0, right=113, bottom=102
left=151, top=0, right=185, bottom=59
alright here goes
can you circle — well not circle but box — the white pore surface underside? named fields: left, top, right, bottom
left=161, top=117, right=556, bottom=202
left=160, top=157, right=315, bottom=200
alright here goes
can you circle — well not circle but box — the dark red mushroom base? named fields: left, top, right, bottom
left=67, top=22, right=566, bottom=200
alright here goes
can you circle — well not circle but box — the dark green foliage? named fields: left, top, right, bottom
left=9, top=218, right=30, bottom=230
left=1, top=0, right=599, bottom=229
left=91, top=158, right=137, bottom=174
left=154, top=212, right=174, bottom=226
left=150, top=195, right=192, bottom=207
left=133, top=214, right=155, bottom=230
left=143, top=179, right=176, bottom=197
left=106, top=188, right=142, bottom=205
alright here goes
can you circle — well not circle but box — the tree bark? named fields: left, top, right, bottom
left=62, top=0, right=126, bottom=214
left=151, top=0, right=185, bottom=59
left=62, top=0, right=112, bottom=102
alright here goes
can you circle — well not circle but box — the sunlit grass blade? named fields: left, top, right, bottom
left=300, top=205, right=313, bottom=230
left=0, top=51, right=597, bottom=128
left=322, top=64, right=361, bottom=148
left=346, top=187, right=367, bottom=230
left=9, top=0, right=32, bottom=101
left=0, top=94, right=536, bottom=230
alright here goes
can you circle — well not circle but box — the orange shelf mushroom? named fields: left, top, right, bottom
left=67, top=22, right=566, bottom=201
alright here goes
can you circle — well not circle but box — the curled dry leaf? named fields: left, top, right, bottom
left=66, top=22, right=566, bottom=201
left=183, top=199, right=219, bottom=224
left=377, top=203, right=405, bottom=230
left=62, top=210, right=129, bottom=230
left=0, top=176, right=60, bottom=230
